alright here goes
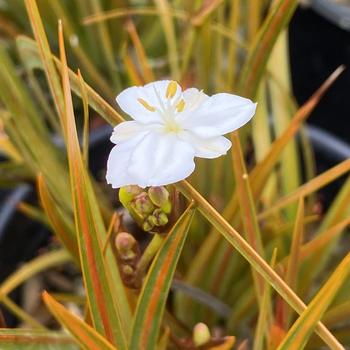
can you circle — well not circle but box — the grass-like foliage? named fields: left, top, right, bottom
left=0, top=0, right=349, bottom=349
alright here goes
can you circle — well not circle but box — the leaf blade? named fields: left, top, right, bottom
left=278, top=253, right=350, bottom=350
left=130, top=205, right=195, bottom=350
left=43, top=292, right=117, bottom=350
left=58, top=22, right=128, bottom=349
left=176, top=180, right=343, bottom=350
left=0, top=329, right=78, bottom=350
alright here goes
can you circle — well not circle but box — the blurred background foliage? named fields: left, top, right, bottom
left=0, top=0, right=349, bottom=349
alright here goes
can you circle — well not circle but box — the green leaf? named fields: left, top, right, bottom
left=0, top=46, right=71, bottom=211
left=253, top=248, right=278, bottom=350
left=250, top=66, right=344, bottom=208
left=281, top=197, right=304, bottom=328
left=277, top=253, right=350, bottom=350
left=259, top=159, right=350, bottom=220
left=43, top=292, right=117, bottom=350
left=176, top=180, right=343, bottom=350
left=183, top=66, right=344, bottom=300
left=0, top=329, right=78, bottom=350
left=58, top=22, right=128, bottom=349
left=37, top=174, right=78, bottom=260
left=24, top=0, right=65, bottom=133
left=230, top=131, right=266, bottom=304
left=239, top=0, right=298, bottom=98
left=16, top=36, right=124, bottom=126
left=130, top=204, right=195, bottom=350
left=154, top=0, right=180, bottom=79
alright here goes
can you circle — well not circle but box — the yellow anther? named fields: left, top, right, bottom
left=176, top=99, right=186, bottom=112
left=166, top=81, right=178, bottom=99
left=137, top=98, right=156, bottom=112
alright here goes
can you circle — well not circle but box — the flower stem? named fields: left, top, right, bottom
left=135, top=234, right=165, bottom=283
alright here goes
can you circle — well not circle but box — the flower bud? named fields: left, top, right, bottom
left=148, top=186, right=171, bottom=213
left=151, top=209, right=168, bottom=227
left=133, top=192, right=155, bottom=217
left=119, top=186, right=172, bottom=233
left=142, top=218, right=155, bottom=232
left=121, top=265, right=134, bottom=276
left=193, top=323, right=211, bottom=347
left=115, top=232, right=137, bottom=260
left=119, top=185, right=143, bottom=205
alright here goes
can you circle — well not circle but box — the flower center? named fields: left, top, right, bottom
left=163, top=118, right=182, bottom=133
left=137, top=81, right=187, bottom=134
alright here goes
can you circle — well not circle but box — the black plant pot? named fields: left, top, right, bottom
left=310, top=0, right=350, bottom=31
left=0, top=125, right=113, bottom=326
left=289, top=5, right=350, bottom=145
left=306, top=125, right=350, bottom=208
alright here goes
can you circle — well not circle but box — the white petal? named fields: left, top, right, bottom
left=106, top=132, right=148, bottom=188
left=181, top=88, right=209, bottom=111
left=116, top=80, right=182, bottom=124
left=179, top=131, right=232, bottom=159
left=178, top=93, right=256, bottom=138
left=143, top=80, right=182, bottom=105
left=128, top=132, right=196, bottom=187
left=110, top=121, right=160, bottom=144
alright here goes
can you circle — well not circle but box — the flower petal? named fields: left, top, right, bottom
left=181, top=88, right=209, bottom=112
left=116, top=80, right=182, bottom=124
left=106, top=132, right=148, bottom=188
left=128, top=131, right=196, bottom=187
left=110, top=121, right=161, bottom=144
left=179, top=131, right=231, bottom=159
left=178, top=93, right=256, bottom=137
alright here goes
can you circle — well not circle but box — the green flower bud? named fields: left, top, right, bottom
left=151, top=209, right=169, bottom=227
left=142, top=218, right=155, bottom=232
left=193, top=323, right=211, bottom=347
left=119, top=185, right=143, bottom=206
left=119, top=186, right=172, bottom=233
left=133, top=192, right=155, bottom=217
left=148, top=186, right=171, bottom=213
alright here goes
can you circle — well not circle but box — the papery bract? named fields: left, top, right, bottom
left=106, top=80, right=256, bottom=188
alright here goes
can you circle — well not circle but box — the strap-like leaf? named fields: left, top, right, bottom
left=43, top=292, right=117, bottom=350
left=239, top=0, right=298, bottom=98
left=0, top=329, right=78, bottom=350
left=16, top=36, right=124, bottom=126
left=277, top=253, right=350, bottom=349
left=58, top=22, right=127, bottom=349
left=130, top=205, right=195, bottom=350
left=176, top=180, right=343, bottom=350
left=24, top=0, right=65, bottom=133
left=37, top=174, right=78, bottom=259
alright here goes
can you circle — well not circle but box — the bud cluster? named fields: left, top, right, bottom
left=114, top=231, right=140, bottom=288
left=119, top=185, right=172, bottom=232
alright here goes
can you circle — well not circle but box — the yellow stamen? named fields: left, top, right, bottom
left=176, top=99, right=186, bottom=112
left=166, top=81, right=178, bottom=99
left=137, top=98, right=156, bottom=112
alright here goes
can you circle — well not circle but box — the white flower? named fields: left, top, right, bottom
left=106, top=80, right=256, bottom=188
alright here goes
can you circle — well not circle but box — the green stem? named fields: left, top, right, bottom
left=135, top=234, right=165, bottom=283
